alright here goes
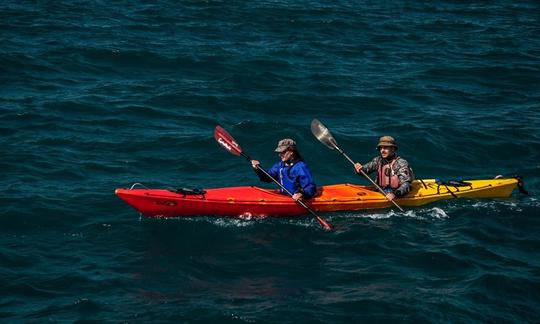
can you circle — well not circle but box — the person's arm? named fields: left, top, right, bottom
left=251, top=160, right=279, bottom=183
left=294, top=163, right=317, bottom=199
left=393, top=160, right=414, bottom=197
left=358, top=156, right=380, bottom=174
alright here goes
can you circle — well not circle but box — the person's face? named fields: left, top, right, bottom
left=379, top=146, right=395, bottom=159
left=278, top=149, right=293, bottom=162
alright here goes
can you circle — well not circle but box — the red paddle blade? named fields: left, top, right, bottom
left=317, top=216, right=333, bottom=231
left=214, top=125, right=243, bottom=156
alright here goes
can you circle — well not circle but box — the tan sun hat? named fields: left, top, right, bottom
left=274, top=138, right=297, bottom=152
left=376, top=135, right=397, bottom=149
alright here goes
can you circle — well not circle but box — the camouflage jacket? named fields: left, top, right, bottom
left=361, top=155, right=414, bottom=197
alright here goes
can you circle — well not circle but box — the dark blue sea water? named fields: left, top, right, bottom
left=2, top=1, right=540, bottom=322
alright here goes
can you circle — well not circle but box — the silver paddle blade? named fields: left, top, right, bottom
left=310, top=119, right=338, bottom=150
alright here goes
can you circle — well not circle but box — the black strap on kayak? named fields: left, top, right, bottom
left=436, top=180, right=473, bottom=188
left=419, top=179, right=428, bottom=189
left=168, top=187, right=207, bottom=198
left=435, top=180, right=473, bottom=198
left=441, top=184, right=458, bottom=198
left=514, top=176, right=529, bottom=195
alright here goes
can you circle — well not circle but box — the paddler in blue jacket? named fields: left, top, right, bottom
left=251, top=138, right=317, bottom=201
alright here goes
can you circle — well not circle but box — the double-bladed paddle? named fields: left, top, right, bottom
left=214, top=126, right=333, bottom=231
left=310, top=119, right=405, bottom=212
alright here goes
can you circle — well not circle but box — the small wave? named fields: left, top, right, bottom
left=338, top=206, right=449, bottom=221
left=208, top=215, right=319, bottom=229
left=175, top=216, right=260, bottom=228
left=212, top=218, right=257, bottom=228
left=22, top=297, right=104, bottom=320
left=468, top=199, right=523, bottom=212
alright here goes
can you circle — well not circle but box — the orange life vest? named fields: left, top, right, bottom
left=377, top=157, right=401, bottom=189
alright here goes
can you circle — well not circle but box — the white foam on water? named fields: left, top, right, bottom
left=333, top=206, right=451, bottom=221
left=336, top=209, right=413, bottom=220
left=335, top=210, right=391, bottom=220
left=392, top=208, right=449, bottom=220
left=210, top=217, right=256, bottom=228
left=468, top=199, right=524, bottom=212
left=527, top=197, right=539, bottom=208
left=285, top=218, right=317, bottom=228
left=207, top=215, right=327, bottom=230
left=198, top=213, right=270, bottom=228
left=426, top=207, right=449, bottom=219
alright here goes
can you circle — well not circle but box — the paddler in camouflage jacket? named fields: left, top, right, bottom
left=354, top=136, right=414, bottom=201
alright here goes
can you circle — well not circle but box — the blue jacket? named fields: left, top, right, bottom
left=255, top=160, right=317, bottom=199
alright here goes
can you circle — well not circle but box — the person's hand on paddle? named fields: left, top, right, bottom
left=354, top=163, right=363, bottom=174
left=251, top=160, right=260, bottom=169
left=385, top=192, right=396, bottom=201
left=292, top=192, right=303, bottom=201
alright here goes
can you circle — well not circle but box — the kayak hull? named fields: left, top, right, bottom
left=115, top=178, right=518, bottom=218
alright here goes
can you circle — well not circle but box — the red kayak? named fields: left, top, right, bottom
left=115, top=178, right=520, bottom=218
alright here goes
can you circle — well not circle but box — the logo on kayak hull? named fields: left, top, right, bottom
left=155, top=200, right=177, bottom=207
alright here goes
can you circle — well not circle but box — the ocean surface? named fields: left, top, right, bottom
left=2, top=0, right=540, bottom=322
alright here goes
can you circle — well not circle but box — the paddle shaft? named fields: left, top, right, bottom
left=332, top=145, right=405, bottom=212
left=239, top=152, right=332, bottom=229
